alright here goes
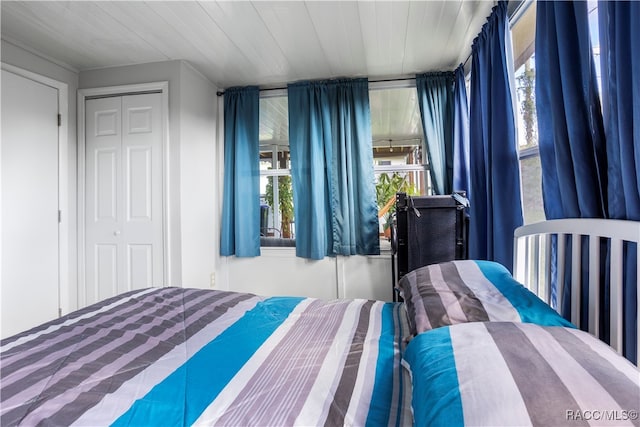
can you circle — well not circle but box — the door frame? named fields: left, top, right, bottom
left=77, top=82, right=170, bottom=307
left=1, top=62, right=69, bottom=317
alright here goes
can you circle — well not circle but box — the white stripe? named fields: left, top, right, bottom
left=0, top=288, right=157, bottom=353
left=567, top=328, right=640, bottom=385
left=192, top=298, right=314, bottom=426
left=293, top=299, right=366, bottom=426
left=346, top=302, right=384, bottom=424
left=518, top=324, right=633, bottom=427
left=450, top=323, right=532, bottom=426
left=72, top=296, right=261, bottom=427
left=455, top=261, right=521, bottom=322
left=428, top=265, right=469, bottom=323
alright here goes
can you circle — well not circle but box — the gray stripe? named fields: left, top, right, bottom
left=389, top=302, right=408, bottom=427
left=36, top=291, right=252, bottom=427
left=1, top=287, right=190, bottom=392
left=398, top=274, right=417, bottom=335
left=414, top=266, right=451, bottom=330
left=485, top=322, right=589, bottom=427
left=1, top=290, right=252, bottom=427
left=438, top=262, right=490, bottom=323
left=324, top=301, right=373, bottom=427
left=215, top=299, right=351, bottom=426
left=1, top=287, right=186, bottom=370
left=546, top=327, right=640, bottom=420
left=0, top=288, right=153, bottom=347
left=1, top=288, right=212, bottom=425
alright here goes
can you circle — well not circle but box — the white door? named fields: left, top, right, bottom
left=1, top=69, right=60, bottom=338
left=85, top=93, right=164, bottom=304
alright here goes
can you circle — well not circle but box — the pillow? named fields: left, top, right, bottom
left=396, top=260, right=573, bottom=336
left=403, top=322, right=640, bottom=427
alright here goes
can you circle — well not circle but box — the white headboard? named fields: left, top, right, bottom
left=513, top=218, right=640, bottom=365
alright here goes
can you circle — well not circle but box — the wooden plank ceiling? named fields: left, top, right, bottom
left=1, top=1, right=495, bottom=89
left=1, top=1, right=496, bottom=146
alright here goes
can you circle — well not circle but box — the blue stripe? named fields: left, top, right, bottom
left=475, top=260, right=575, bottom=328
left=404, top=327, right=464, bottom=427
left=365, top=303, right=395, bottom=427
left=392, top=303, right=405, bottom=427
left=112, top=296, right=304, bottom=427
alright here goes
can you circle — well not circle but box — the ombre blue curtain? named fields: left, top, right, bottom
left=220, top=86, right=261, bottom=257
left=536, top=0, right=608, bottom=342
left=288, top=79, right=379, bottom=260
left=452, top=64, right=470, bottom=195
left=468, top=1, right=523, bottom=272
left=598, top=0, right=639, bottom=363
left=416, top=72, right=454, bottom=195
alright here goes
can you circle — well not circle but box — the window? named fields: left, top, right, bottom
left=370, top=86, right=428, bottom=243
left=587, top=1, right=601, bottom=94
left=258, top=86, right=428, bottom=248
left=259, top=95, right=295, bottom=245
left=511, top=1, right=545, bottom=224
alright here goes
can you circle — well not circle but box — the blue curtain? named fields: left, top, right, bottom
left=288, top=79, right=379, bottom=260
left=536, top=1, right=607, bottom=221
left=220, top=87, right=261, bottom=257
left=536, top=0, right=608, bottom=340
left=598, top=0, right=639, bottom=363
left=468, top=1, right=523, bottom=272
left=452, top=65, right=470, bottom=195
left=416, top=73, right=454, bottom=195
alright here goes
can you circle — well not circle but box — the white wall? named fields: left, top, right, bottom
left=218, top=249, right=393, bottom=301
left=1, top=39, right=79, bottom=312
left=178, top=62, right=218, bottom=288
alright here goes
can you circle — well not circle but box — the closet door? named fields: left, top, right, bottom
left=85, top=93, right=164, bottom=304
left=1, top=69, right=60, bottom=338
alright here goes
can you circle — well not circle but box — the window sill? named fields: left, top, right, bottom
left=260, top=237, right=296, bottom=247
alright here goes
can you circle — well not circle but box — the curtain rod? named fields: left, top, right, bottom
left=215, top=76, right=420, bottom=97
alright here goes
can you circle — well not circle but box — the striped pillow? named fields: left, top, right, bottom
left=403, top=322, right=640, bottom=427
left=396, top=260, right=573, bottom=336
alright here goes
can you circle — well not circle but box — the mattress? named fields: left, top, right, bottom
left=1, top=287, right=411, bottom=427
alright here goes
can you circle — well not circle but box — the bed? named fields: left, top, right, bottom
left=2, top=219, right=639, bottom=427
left=1, top=288, right=411, bottom=426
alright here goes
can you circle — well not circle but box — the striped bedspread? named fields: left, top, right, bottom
left=396, top=260, right=573, bottom=335
left=403, top=322, right=640, bottom=427
left=1, top=287, right=411, bottom=427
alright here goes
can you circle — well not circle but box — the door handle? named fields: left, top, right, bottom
left=114, top=230, right=121, bottom=236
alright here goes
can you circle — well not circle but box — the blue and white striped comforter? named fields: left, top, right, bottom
left=1, top=287, right=410, bottom=427
left=403, top=322, right=640, bottom=427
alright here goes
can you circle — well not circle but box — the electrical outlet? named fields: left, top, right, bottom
left=210, top=273, right=215, bottom=288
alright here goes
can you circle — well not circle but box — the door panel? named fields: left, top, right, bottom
left=122, top=94, right=163, bottom=291
left=127, top=146, right=152, bottom=221
left=127, top=244, right=153, bottom=288
left=95, top=149, right=118, bottom=221
left=95, top=244, right=118, bottom=301
left=85, top=93, right=163, bottom=305
left=1, top=69, right=59, bottom=338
